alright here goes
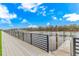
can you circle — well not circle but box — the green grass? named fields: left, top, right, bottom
left=0, top=30, right=2, bottom=56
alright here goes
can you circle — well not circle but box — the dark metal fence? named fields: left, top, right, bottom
left=4, top=29, right=74, bottom=55
left=73, top=38, right=79, bottom=56
left=32, top=33, right=49, bottom=52
left=4, top=30, right=49, bottom=52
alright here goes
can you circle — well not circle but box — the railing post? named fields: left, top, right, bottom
left=56, top=32, right=58, bottom=49
left=30, top=33, right=32, bottom=44
left=47, top=35, right=49, bottom=52
left=73, top=38, right=76, bottom=56
left=56, top=25, right=58, bottom=49
left=22, top=32, right=24, bottom=41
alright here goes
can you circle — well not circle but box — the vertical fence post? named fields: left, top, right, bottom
left=63, top=31, right=65, bottom=49
left=30, top=33, right=32, bottom=44
left=56, top=32, right=58, bottom=49
left=73, top=38, right=76, bottom=56
left=23, top=32, right=24, bottom=41
left=47, top=35, right=49, bottom=52
left=56, top=25, right=58, bottom=49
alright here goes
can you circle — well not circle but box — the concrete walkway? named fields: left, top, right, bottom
left=52, top=39, right=71, bottom=56
left=2, top=32, right=53, bottom=56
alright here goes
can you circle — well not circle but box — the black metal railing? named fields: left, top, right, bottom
left=4, top=30, right=49, bottom=52
left=73, top=38, right=79, bottom=56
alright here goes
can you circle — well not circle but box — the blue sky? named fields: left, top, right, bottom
left=0, top=3, right=79, bottom=29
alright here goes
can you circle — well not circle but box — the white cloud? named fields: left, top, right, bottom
left=48, top=9, right=55, bottom=15
left=49, top=9, right=55, bottom=12
left=52, top=16, right=57, bottom=20
left=40, top=6, right=47, bottom=11
left=59, top=18, right=62, bottom=21
left=63, top=13, right=79, bottom=21
left=0, top=4, right=17, bottom=24
left=18, top=3, right=42, bottom=13
left=39, top=6, right=45, bottom=8
left=21, top=19, right=27, bottom=23
left=18, top=3, right=49, bottom=17
left=42, top=11, right=46, bottom=16
left=0, top=19, right=9, bottom=24
left=37, top=6, right=47, bottom=16
left=37, top=10, right=46, bottom=16
left=47, top=22, right=50, bottom=26
left=28, top=25, right=38, bottom=28
left=21, top=19, right=32, bottom=25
